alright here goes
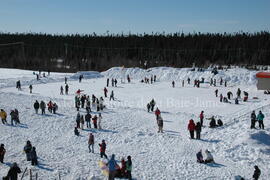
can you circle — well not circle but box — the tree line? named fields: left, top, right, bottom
left=0, top=31, right=269, bottom=72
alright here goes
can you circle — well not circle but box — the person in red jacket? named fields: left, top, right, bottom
left=188, top=119, right=196, bottom=139
left=199, top=111, right=204, bottom=126
left=47, top=101, right=53, bottom=113
left=99, top=140, right=108, bottom=159
left=155, top=108, right=161, bottom=120
left=92, top=115, right=98, bottom=129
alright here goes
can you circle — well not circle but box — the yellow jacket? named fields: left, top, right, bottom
left=0, top=111, right=7, bottom=119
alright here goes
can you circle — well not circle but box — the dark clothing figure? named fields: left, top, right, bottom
left=30, top=147, right=38, bottom=165
left=99, top=141, right=108, bottom=159
left=196, top=150, right=204, bottom=163
left=227, top=91, right=233, bottom=100
left=74, top=127, right=79, bottom=136
left=150, top=99, right=156, bottom=112
left=29, top=84, right=33, bottom=93
left=92, top=115, right=98, bottom=129
left=147, top=103, right=151, bottom=112
left=235, top=98, right=239, bottom=104
left=195, top=122, right=201, bottom=139
left=253, top=166, right=261, bottom=180
left=85, top=113, right=92, bottom=128
left=217, top=119, right=223, bottom=126
left=251, top=111, right=256, bottom=129
left=65, top=84, right=69, bottom=95
left=126, top=156, right=132, bottom=180
left=76, top=113, right=80, bottom=129
left=65, top=77, right=67, bottom=84
left=5, top=163, right=21, bottom=180
left=34, top=100, right=39, bottom=114
left=0, top=144, right=6, bottom=163
left=209, top=117, right=217, bottom=128
left=60, top=86, right=64, bottom=95
left=104, top=87, right=108, bottom=97
left=172, top=81, right=175, bottom=88
left=40, top=101, right=46, bottom=115
left=237, top=88, right=241, bottom=98
left=107, top=78, right=109, bottom=87
left=215, top=89, right=218, bottom=97
left=24, top=141, right=32, bottom=161
left=110, top=91, right=114, bottom=101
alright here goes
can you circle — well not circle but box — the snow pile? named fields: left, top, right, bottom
left=101, top=67, right=259, bottom=85
left=70, top=71, right=103, bottom=79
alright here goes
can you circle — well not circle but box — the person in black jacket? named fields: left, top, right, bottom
left=5, top=162, right=21, bottom=180
left=24, top=140, right=32, bottom=161
left=253, top=165, right=261, bottom=180
left=0, top=144, right=6, bottom=163
left=195, top=122, right=202, bottom=139
left=34, top=100, right=39, bottom=114
left=30, top=147, right=38, bottom=165
left=251, top=111, right=256, bottom=129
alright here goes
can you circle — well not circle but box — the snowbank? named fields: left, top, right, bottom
left=101, top=67, right=259, bottom=85
left=70, top=71, right=103, bottom=79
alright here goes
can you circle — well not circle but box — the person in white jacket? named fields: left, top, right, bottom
left=204, top=149, right=214, bottom=163
left=98, top=113, right=102, bottom=129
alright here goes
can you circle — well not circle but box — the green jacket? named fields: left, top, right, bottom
left=257, top=113, right=265, bottom=121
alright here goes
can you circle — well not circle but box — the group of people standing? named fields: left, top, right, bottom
left=0, top=108, right=20, bottom=126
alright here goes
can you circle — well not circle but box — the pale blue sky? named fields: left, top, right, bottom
left=0, top=0, right=269, bottom=34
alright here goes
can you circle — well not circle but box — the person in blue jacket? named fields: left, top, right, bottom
left=257, top=111, right=265, bottom=129
left=107, top=154, right=118, bottom=180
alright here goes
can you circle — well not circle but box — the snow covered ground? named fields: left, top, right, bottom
left=0, top=67, right=269, bottom=180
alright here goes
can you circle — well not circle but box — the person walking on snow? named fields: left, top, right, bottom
left=251, top=111, right=256, bottom=129
left=92, top=115, right=98, bottom=129
left=107, top=78, right=109, bottom=87
left=30, top=147, right=38, bottom=166
left=237, top=88, right=241, bottom=99
left=172, top=81, right=175, bottom=88
left=24, top=140, right=32, bottom=161
left=253, top=165, right=261, bottom=180
left=126, top=156, right=132, bottom=180
left=80, top=115, right=84, bottom=130
left=215, top=89, right=218, bottom=97
left=157, top=115, right=163, bottom=133
left=147, top=103, right=151, bottom=112
left=76, top=112, right=80, bottom=129
left=65, top=84, right=69, bottom=95
left=188, top=119, right=196, bottom=139
left=60, top=86, right=64, bottom=95
left=40, top=101, right=46, bottom=115
left=99, top=140, right=108, bottom=159
left=29, top=84, right=33, bottom=93
left=85, top=112, right=92, bottom=128
left=257, top=111, right=265, bottom=129
left=108, top=154, right=117, bottom=180
left=104, top=87, right=108, bottom=98
left=0, top=109, right=7, bottom=124
left=150, top=99, right=156, bottom=112
left=88, top=133, right=94, bottom=153
left=220, top=94, right=223, bottom=102
left=199, top=111, right=204, bottom=126
left=98, top=113, right=102, bottom=129
left=110, top=91, right=114, bottom=101
left=4, top=163, right=21, bottom=180
left=34, top=100, right=39, bottom=114
left=195, top=122, right=202, bottom=139
left=155, top=108, right=161, bottom=120
left=0, top=144, right=6, bottom=163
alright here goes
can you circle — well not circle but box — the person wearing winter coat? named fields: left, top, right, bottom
left=24, top=141, right=32, bottom=161
left=253, top=165, right=261, bottom=180
left=157, top=115, right=163, bottom=133
left=47, top=101, right=53, bottom=113
left=126, top=156, right=132, bottom=180
left=114, top=79, right=118, bottom=87
left=34, top=100, right=39, bottom=114
left=65, top=84, right=69, bottom=95
left=29, top=84, right=33, bottom=93
left=220, top=94, right=223, bottom=102
left=52, top=103, right=58, bottom=114
left=237, top=88, right=241, bottom=99
left=104, top=87, right=108, bottom=98
left=110, top=91, right=114, bottom=101
left=235, top=98, right=239, bottom=104
left=155, top=108, right=161, bottom=120
left=217, top=119, right=223, bottom=126
left=150, top=99, right=156, bottom=112
left=76, top=113, right=80, bottom=129
left=172, top=81, right=175, bottom=88
left=4, top=162, right=21, bottom=180
left=0, top=109, right=7, bottom=124
left=0, top=144, right=6, bottom=163
left=196, top=150, right=204, bottom=163
left=88, top=133, right=94, bottom=153
left=107, top=78, right=109, bottom=87
left=199, top=111, right=204, bottom=126
left=60, top=86, right=64, bottom=95
left=227, top=91, right=233, bottom=100
left=14, top=109, right=20, bottom=124
left=195, top=122, right=202, bottom=139
left=86, top=100, right=91, bottom=113
left=85, top=112, right=92, bottom=128
left=74, top=127, right=79, bottom=136
left=10, top=110, right=18, bottom=126
left=215, top=89, right=218, bottom=97
left=204, top=150, right=214, bottom=163
left=108, top=154, right=118, bottom=180
left=98, top=113, right=102, bottom=129
left=188, top=119, right=196, bottom=139
left=250, top=111, right=256, bottom=129
left=99, top=140, right=108, bottom=159
left=80, top=115, right=85, bottom=130
left=30, top=147, right=38, bottom=165
left=209, top=116, right=217, bottom=128
left=40, top=101, right=46, bottom=115
left=257, top=111, right=265, bottom=129
left=92, top=115, right=98, bottom=129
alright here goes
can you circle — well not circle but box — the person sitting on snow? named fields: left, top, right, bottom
left=204, top=150, right=214, bottom=163
left=209, top=116, right=217, bottom=128
left=217, top=119, right=223, bottom=126
left=196, top=150, right=204, bottom=163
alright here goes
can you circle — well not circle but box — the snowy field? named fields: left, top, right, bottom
left=0, top=67, right=270, bottom=180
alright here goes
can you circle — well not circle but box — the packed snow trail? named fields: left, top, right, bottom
left=0, top=67, right=269, bottom=179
